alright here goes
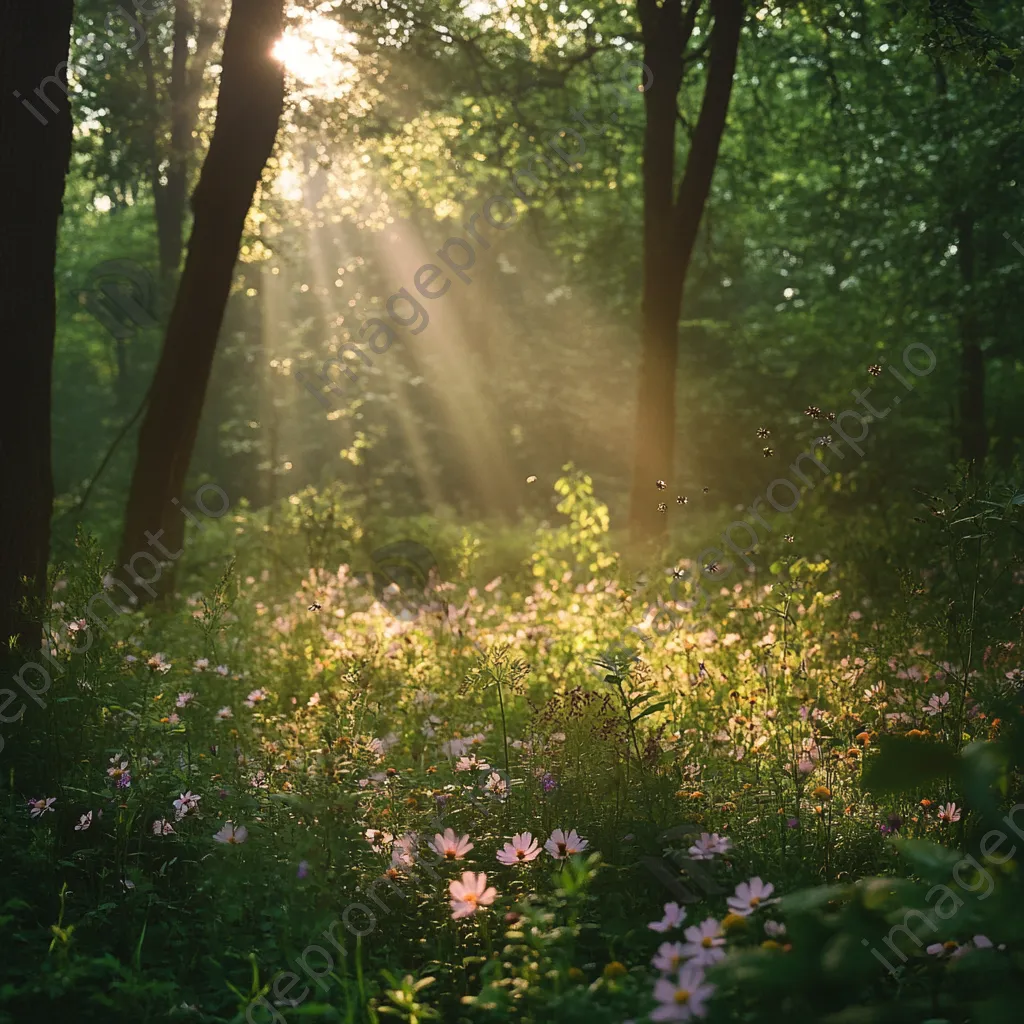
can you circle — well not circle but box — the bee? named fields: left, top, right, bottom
left=804, top=405, right=821, bottom=418
left=704, top=561, right=721, bottom=574
left=656, top=479, right=667, bottom=490
left=868, top=364, right=882, bottom=376
left=762, top=447, right=774, bottom=458
left=308, top=602, right=322, bottom=612
left=676, top=495, right=687, bottom=505
left=672, top=568, right=687, bottom=581
left=657, top=502, right=668, bottom=514
left=756, top=427, right=771, bottom=439
left=784, top=534, right=794, bottom=543
left=702, top=486, right=709, bottom=494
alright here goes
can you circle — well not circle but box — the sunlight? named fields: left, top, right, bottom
left=272, top=6, right=359, bottom=100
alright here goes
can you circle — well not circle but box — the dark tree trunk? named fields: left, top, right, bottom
left=117, top=0, right=285, bottom=582
left=144, top=0, right=227, bottom=280
left=0, top=1, right=75, bottom=655
left=955, top=211, right=987, bottom=466
left=628, top=0, right=743, bottom=543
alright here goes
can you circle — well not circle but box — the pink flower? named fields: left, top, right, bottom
left=687, top=833, right=731, bottom=860
left=496, top=832, right=541, bottom=865
left=173, top=790, right=201, bottom=820
left=213, top=822, right=248, bottom=844
left=649, top=902, right=687, bottom=933
left=651, top=941, right=687, bottom=973
left=651, top=962, right=714, bottom=1020
left=454, top=755, right=490, bottom=772
left=449, top=871, right=497, bottom=919
left=27, top=797, right=56, bottom=818
left=923, top=692, right=950, bottom=717
left=215, top=706, right=233, bottom=720
left=727, top=877, right=776, bottom=916
left=937, top=802, right=961, bottom=823
left=544, top=827, right=588, bottom=859
left=175, top=692, right=195, bottom=708
left=243, top=688, right=266, bottom=708
left=431, top=828, right=473, bottom=860
left=391, top=833, right=418, bottom=869
left=680, top=918, right=725, bottom=966
left=152, top=818, right=175, bottom=835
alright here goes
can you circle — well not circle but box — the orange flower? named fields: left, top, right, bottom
left=812, top=786, right=832, bottom=801
left=855, top=732, right=871, bottom=746
left=920, top=798, right=932, bottom=808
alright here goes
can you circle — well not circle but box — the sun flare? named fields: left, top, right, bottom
left=272, top=8, right=358, bottom=99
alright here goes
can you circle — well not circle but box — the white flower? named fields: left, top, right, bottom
left=544, top=828, right=588, bottom=860
left=215, top=706, right=233, bottom=721
left=687, top=833, right=731, bottom=860
left=652, top=941, right=688, bottom=973
left=679, top=918, right=725, bottom=966
left=75, top=811, right=93, bottom=831
left=152, top=818, right=175, bottom=835
left=649, top=902, right=687, bottom=933
left=727, top=877, right=777, bottom=916
left=173, top=791, right=201, bottom=820
left=213, top=822, right=248, bottom=844
left=763, top=920, right=786, bottom=938
left=27, top=797, right=56, bottom=818
left=650, top=962, right=714, bottom=1020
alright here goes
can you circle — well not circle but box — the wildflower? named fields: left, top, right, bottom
left=649, top=902, right=687, bottom=933
left=727, top=877, right=776, bottom=916
left=937, top=802, right=961, bottom=823
left=652, top=941, right=688, bottom=973
left=650, top=962, right=715, bottom=1021
left=147, top=653, right=172, bottom=673
left=152, top=818, right=175, bottom=835
left=116, top=772, right=132, bottom=789
left=680, top=918, right=726, bottom=966
left=454, top=755, right=490, bottom=772
left=541, top=772, right=558, bottom=792
left=496, top=832, right=541, bottom=865
left=175, top=692, right=195, bottom=708
left=297, top=860, right=310, bottom=879
left=687, top=833, right=731, bottom=860
left=27, top=797, right=56, bottom=818
left=392, top=834, right=418, bottom=869
left=107, top=760, right=130, bottom=784
left=432, top=828, right=474, bottom=860
left=764, top=920, right=786, bottom=938
left=244, top=689, right=267, bottom=708
left=923, top=692, right=950, bottom=716
left=811, top=786, right=832, bottom=801
left=483, top=771, right=508, bottom=799
left=215, top=706, right=233, bottom=721
left=215, top=665, right=230, bottom=676
left=449, top=871, right=497, bottom=919
left=603, top=961, right=627, bottom=979
left=786, top=817, right=799, bottom=829
left=75, top=811, right=93, bottom=831
left=193, top=658, right=209, bottom=672
left=721, top=913, right=747, bottom=934
left=544, top=828, right=588, bottom=860
left=213, top=822, right=248, bottom=844
left=173, top=791, right=201, bottom=820
left=926, top=940, right=960, bottom=957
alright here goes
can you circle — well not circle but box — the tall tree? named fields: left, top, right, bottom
left=627, top=0, right=743, bottom=542
left=117, top=0, right=285, bottom=582
left=0, top=0, right=76, bottom=653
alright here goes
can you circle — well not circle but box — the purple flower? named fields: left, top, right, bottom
left=541, top=773, right=558, bottom=793
left=786, top=817, right=799, bottom=829
left=116, top=772, right=132, bottom=789
left=434, top=793, right=450, bottom=807
left=887, top=813, right=903, bottom=832
left=297, top=860, right=310, bottom=879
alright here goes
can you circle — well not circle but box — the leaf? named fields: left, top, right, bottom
left=1011, top=493, right=1024, bottom=505
left=862, top=734, right=959, bottom=793
left=633, top=700, right=671, bottom=721
left=890, top=838, right=963, bottom=883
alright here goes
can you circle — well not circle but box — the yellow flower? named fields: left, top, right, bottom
left=568, top=967, right=585, bottom=982
left=603, top=961, right=627, bottom=979
left=812, top=786, right=832, bottom=801
left=722, top=913, right=747, bottom=934
left=761, top=939, right=781, bottom=950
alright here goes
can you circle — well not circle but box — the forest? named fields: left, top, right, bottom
left=2, top=0, right=1024, bottom=1021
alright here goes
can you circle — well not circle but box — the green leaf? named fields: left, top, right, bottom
left=633, top=700, right=671, bottom=721
left=890, top=839, right=963, bottom=883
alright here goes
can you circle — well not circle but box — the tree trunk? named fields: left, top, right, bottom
left=955, top=211, right=987, bottom=466
left=117, top=0, right=285, bottom=584
left=0, top=0, right=75, bottom=654
left=627, top=0, right=743, bottom=543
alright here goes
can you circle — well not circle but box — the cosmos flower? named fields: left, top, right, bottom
left=687, top=833, right=731, bottom=860
left=193, top=658, right=209, bottom=672
left=431, top=828, right=473, bottom=860
left=27, top=797, right=56, bottom=818
left=449, top=871, right=497, bottom=919
left=680, top=918, right=726, bottom=966
left=213, top=822, right=248, bottom=844
left=173, top=791, right=201, bottom=820
left=650, top=962, right=714, bottom=1021
left=175, top=692, right=195, bottom=708
left=152, top=818, right=175, bottom=835
left=243, top=689, right=267, bottom=708
left=727, top=877, right=777, bottom=916
left=215, top=706, right=233, bottom=721
left=651, top=941, right=687, bottom=973
left=937, top=802, right=961, bottom=823
left=649, top=902, right=687, bottom=933
left=454, top=755, right=490, bottom=772
left=923, top=692, right=950, bottom=716
left=544, top=828, right=588, bottom=860
left=496, top=832, right=541, bottom=865
left=75, top=811, right=93, bottom=831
